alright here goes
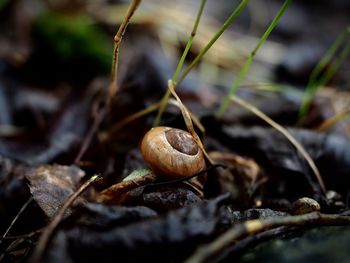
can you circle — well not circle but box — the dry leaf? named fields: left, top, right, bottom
left=25, top=165, right=85, bottom=218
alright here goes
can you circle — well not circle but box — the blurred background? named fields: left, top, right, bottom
left=1, top=2, right=350, bottom=262
left=1, top=0, right=349, bottom=84
left=0, top=0, right=350, bottom=165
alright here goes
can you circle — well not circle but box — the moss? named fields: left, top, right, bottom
left=34, top=12, right=112, bottom=75
left=0, top=0, right=9, bottom=10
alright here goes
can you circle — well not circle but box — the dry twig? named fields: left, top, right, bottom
left=75, top=0, right=142, bottom=163
left=0, top=197, right=33, bottom=245
left=186, top=212, right=350, bottom=263
left=109, top=0, right=142, bottom=101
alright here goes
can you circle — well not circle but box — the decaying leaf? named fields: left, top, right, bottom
left=141, top=185, right=203, bottom=212
left=208, top=151, right=263, bottom=209
left=74, top=202, right=158, bottom=229
left=1, top=1, right=350, bottom=262
left=98, top=171, right=158, bottom=204
left=25, top=165, right=85, bottom=218
left=204, top=122, right=350, bottom=202
left=46, top=193, right=231, bottom=262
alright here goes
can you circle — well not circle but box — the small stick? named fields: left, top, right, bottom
left=0, top=229, right=42, bottom=240
left=316, top=107, right=350, bottom=132
left=176, top=0, right=250, bottom=87
left=218, top=226, right=292, bottom=261
left=186, top=212, right=350, bottom=263
left=75, top=104, right=107, bottom=163
left=109, top=0, right=142, bottom=102
left=99, top=97, right=206, bottom=143
left=0, top=197, right=33, bottom=246
left=30, top=175, right=100, bottom=262
left=99, top=101, right=161, bottom=142
left=75, top=0, right=141, bottom=163
left=167, top=80, right=213, bottom=164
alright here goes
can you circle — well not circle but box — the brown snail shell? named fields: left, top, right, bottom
left=140, top=127, right=206, bottom=179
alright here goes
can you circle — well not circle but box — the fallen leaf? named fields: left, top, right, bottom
left=47, top=193, right=231, bottom=262
left=25, top=164, right=85, bottom=218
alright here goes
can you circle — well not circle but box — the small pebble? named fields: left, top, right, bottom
left=292, top=197, right=321, bottom=215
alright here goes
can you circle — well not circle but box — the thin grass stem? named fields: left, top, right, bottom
left=154, top=0, right=207, bottom=126
left=299, top=26, right=350, bottom=117
left=317, top=40, right=350, bottom=88
left=176, top=0, right=250, bottom=87
left=109, top=0, right=141, bottom=102
left=307, top=29, right=349, bottom=89
left=316, top=107, right=350, bottom=132
left=173, top=0, right=206, bottom=82
left=75, top=0, right=141, bottom=163
left=0, top=197, right=33, bottom=245
left=30, top=175, right=100, bottom=262
left=216, top=0, right=292, bottom=117
left=100, top=102, right=161, bottom=142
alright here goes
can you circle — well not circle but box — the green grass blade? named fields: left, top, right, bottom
left=172, top=0, right=206, bottom=82
left=299, top=26, right=350, bottom=117
left=216, top=0, right=292, bottom=117
left=176, top=0, right=250, bottom=87
left=318, top=40, right=350, bottom=87
left=153, top=0, right=207, bottom=126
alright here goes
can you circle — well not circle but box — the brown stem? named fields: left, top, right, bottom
left=0, top=197, right=33, bottom=245
left=186, top=212, right=350, bottom=263
left=75, top=0, right=142, bottom=163
left=108, top=0, right=142, bottom=102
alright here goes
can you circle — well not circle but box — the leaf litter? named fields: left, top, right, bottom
left=1, top=0, right=350, bottom=262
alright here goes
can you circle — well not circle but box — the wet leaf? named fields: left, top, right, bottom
left=25, top=164, right=85, bottom=218
left=0, top=87, right=93, bottom=165
left=142, top=185, right=203, bottom=212
left=204, top=121, right=350, bottom=203
left=74, top=202, right=158, bottom=229
left=47, top=193, right=231, bottom=262
left=208, top=151, right=263, bottom=209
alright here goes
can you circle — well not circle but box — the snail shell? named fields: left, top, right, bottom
left=140, top=127, right=206, bottom=179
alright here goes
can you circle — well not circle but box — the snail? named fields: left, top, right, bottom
left=140, top=126, right=206, bottom=179
left=99, top=127, right=209, bottom=204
